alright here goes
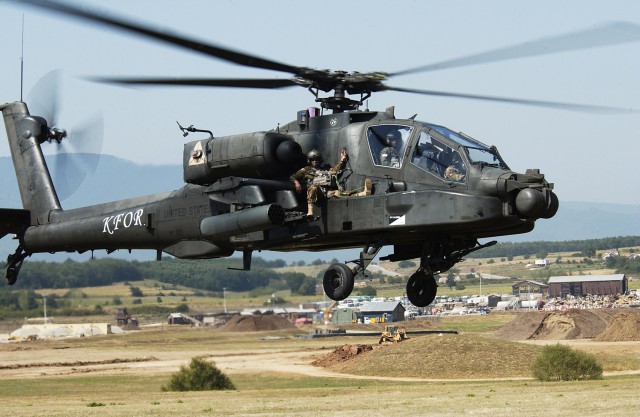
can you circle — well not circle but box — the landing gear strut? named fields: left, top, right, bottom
left=323, top=240, right=384, bottom=302
left=5, top=245, right=29, bottom=285
left=404, top=238, right=497, bottom=308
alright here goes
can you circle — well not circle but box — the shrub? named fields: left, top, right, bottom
left=175, top=303, right=189, bottom=313
left=356, top=285, right=377, bottom=296
left=162, top=357, right=235, bottom=391
left=398, top=260, right=416, bottom=268
left=531, top=344, right=602, bottom=381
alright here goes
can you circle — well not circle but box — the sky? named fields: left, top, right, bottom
left=0, top=0, right=638, bottom=265
left=1, top=0, right=639, bottom=206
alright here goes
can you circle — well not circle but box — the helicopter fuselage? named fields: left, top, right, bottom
left=2, top=101, right=557, bottom=304
left=4, top=102, right=555, bottom=258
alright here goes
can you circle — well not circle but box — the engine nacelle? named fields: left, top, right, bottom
left=183, top=132, right=305, bottom=185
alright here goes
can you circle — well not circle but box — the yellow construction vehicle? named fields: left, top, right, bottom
left=323, top=300, right=338, bottom=325
left=379, top=325, right=409, bottom=344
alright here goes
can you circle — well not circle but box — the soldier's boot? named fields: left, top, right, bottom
left=355, top=178, right=373, bottom=197
left=306, top=203, right=315, bottom=219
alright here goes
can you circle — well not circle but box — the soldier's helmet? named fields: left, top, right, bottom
left=307, top=149, right=323, bottom=163
left=386, top=131, right=401, bottom=147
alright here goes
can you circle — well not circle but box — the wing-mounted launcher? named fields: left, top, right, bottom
left=183, top=132, right=306, bottom=185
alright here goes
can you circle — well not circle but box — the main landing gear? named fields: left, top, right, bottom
left=322, top=263, right=354, bottom=301
left=404, top=239, right=498, bottom=307
left=323, top=241, right=383, bottom=301
left=406, top=268, right=438, bottom=308
left=322, top=238, right=497, bottom=308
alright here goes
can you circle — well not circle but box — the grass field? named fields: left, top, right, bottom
left=1, top=249, right=638, bottom=416
left=2, top=375, right=639, bottom=417
left=1, top=317, right=640, bottom=417
left=12, top=247, right=636, bottom=324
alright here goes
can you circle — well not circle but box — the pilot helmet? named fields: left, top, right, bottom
left=386, top=131, right=400, bottom=147
left=307, top=149, right=323, bottom=163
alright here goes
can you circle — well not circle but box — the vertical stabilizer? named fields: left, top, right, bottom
left=1, top=101, right=61, bottom=225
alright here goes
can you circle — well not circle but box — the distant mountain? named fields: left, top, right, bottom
left=0, top=154, right=183, bottom=209
left=1, top=155, right=638, bottom=263
left=500, top=201, right=640, bottom=242
left=0, top=154, right=183, bottom=262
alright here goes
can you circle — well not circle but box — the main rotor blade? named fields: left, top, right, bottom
left=392, top=21, right=640, bottom=77
left=17, top=0, right=302, bottom=75
left=385, top=86, right=637, bottom=114
left=89, top=77, right=301, bottom=89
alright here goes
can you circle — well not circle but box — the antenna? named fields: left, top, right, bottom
left=20, top=15, right=24, bottom=101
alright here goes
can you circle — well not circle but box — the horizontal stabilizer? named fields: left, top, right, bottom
left=0, top=208, right=31, bottom=240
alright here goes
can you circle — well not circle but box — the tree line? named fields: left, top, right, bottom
left=470, top=236, right=640, bottom=259
left=606, top=256, right=640, bottom=275
left=1, top=235, right=637, bottom=294
left=0, top=256, right=314, bottom=295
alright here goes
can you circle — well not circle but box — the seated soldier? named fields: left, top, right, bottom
left=444, top=152, right=466, bottom=182
left=290, top=148, right=348, bottom=218
left=380, top=132, right=401, bottom=167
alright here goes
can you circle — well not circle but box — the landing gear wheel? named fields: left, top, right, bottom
left=406, top=270, right=438, bottom=307
left=323, top=263, right=355, bottom=301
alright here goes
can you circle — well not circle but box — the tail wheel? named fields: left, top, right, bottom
left=323, top=263, right=355, bottom=301
left=406, top=270, right=438, bottom=307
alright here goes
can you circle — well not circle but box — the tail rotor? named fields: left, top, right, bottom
left=27, top=70, right=104, bottom=201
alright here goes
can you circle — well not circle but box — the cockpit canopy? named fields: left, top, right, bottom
left=426, top=123, right=509, bottom=170
left=365, top=121, right=508, bottom=184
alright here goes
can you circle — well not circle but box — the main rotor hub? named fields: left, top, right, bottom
left=298, top=70, right=387, bottom=111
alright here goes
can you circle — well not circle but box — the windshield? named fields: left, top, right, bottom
left=426, top=123, right=508, bottom=169
left=366, top=124, right=412, bottom=168
left=411, top=131, right=467, bottom=183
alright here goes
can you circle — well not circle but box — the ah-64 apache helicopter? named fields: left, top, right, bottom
left=1, top=1, right=637, bottom=307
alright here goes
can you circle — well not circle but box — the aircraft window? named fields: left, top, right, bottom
left=427, top=123, right=483, bottom=147
left=411, top=131, right=466, bottom=182
left=367, top=125, right=412, bottom=168
left=426, top=123, right=507, bottom=169
left=466, top=146, right=508, bottom=169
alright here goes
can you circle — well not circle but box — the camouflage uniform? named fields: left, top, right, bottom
left=444, top=165, right=465, bottom=181
left=290, top=158, right=347, bottom=205
left=380, top=146, right=399, bottom=167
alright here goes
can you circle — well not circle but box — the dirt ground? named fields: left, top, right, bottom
left=219, top=315, right=296, bottom=332
left=494, top=308, right=640, bottom=341
left=2, top=310, right=640, bottom=417
left=2, top=308, right=640, bottom=383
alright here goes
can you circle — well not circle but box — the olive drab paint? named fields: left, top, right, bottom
left=30, top=2, right=640, bottom=305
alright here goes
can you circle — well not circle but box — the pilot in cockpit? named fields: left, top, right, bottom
left=444, top=151, right=466, bottom=182
left=380, top=131, right=401, bottom=167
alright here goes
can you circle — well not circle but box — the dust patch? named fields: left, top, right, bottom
left=494, top=309, right=627, bottom=340
left=219, top=315, right=296, bottom=332
left=313, top=334, right=542, bottom=379
left=0, top=356, right=158, bottom=370
left=311, top=344, right=374, bottom=367
left=595, top=310, right=640, bottom=341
